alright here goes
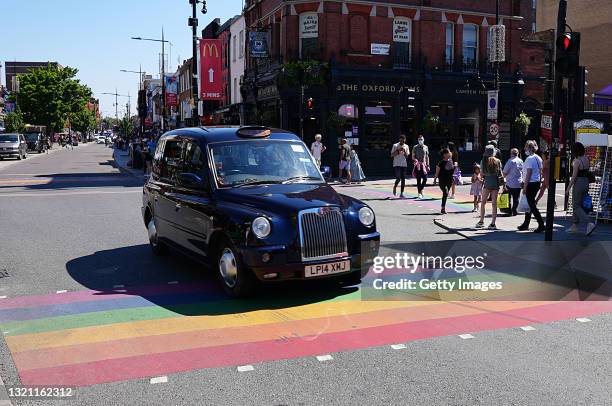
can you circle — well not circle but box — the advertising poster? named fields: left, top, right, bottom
left=249, top=32, right=269, bottom=58
left=165, top=75, right=178, bottom=106
left=200, top=39, right=223, bottom=100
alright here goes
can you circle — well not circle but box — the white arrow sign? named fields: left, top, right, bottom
left=208, top=68, right=214, bottom=83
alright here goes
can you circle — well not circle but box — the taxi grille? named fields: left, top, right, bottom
left=299, top=207, right=348, bottom=261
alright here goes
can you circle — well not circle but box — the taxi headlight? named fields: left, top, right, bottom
left=358, top=207, right=375, bottom=226
left=252, top=216, right=271, bottom=238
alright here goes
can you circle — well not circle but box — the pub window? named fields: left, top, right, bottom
left=338, top=104, right=359, bottom=119
left=445, top=23, right=454, bottom=64
left=299, top=12, right=319, bottom=59
left=486, top=26, right=492, bottom=63
left=365, top=101, right=392, bottom=119
left=462, top=24, right=478, bottom=66
left=393, top=18, right=411, bottom=66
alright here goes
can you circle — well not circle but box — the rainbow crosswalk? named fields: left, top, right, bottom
left=1, top=282, right=611, bottom=387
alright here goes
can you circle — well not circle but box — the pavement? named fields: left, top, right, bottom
left=0, top=144, right=610, bottom=405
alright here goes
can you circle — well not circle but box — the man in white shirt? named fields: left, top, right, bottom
left=503, top=148, right=524, bottom=216
left=518, top=140, right=545, bottom=233
left=310, top=134, right=326, bottom=168
left=391, top=134, right=410, bottom=198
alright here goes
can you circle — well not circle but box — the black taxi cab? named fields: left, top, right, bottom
left=142, top=126, right=380, bottom=297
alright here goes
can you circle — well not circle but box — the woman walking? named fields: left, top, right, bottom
left=434, top=148, right=454, bottom=214
left=503, top=148, right=523, bottom=216
left=517, top=140, right=545, bottom=233
left=565, top=142, right=596, bottom=235
left=447, top=142, right=460, bottom=198
left=349, top=145, right=366, bottom=183
left=476, top=145, right=502, bottom=229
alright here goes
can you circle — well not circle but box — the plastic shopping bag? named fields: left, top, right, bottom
left=517, top=195, right=530, bottom=213
left=582, top=194, right=593, bottom=214
left=497, top=192, right=509, bottom=209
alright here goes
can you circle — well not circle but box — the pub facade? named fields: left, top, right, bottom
left=242, top=0, right=543, bottom=175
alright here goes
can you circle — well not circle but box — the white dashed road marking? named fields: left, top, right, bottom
left=520, top=326, right=536, bottom=331
left=168, top=281, right=179, bottom=285
left=316, top=355, right=333, bottom=362
left=150, top=376, right=168, bottom=384
left=0, top=296, right=7, bottom=299
left=237, top=365, right=254, bottom=372
left=113, top=284, right=125, bottom=289
left=458, top=334, right=475, bottom=339
left=56, top=290, right=67, bottom=294
left=391, top=344, right=407, bottom=350
left=576, top=317, right=592, bottom=323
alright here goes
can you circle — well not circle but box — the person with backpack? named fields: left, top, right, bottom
left=476, top=145, right=502, bottom=229
left=337, top=138, right=352, bottom=184
left=565, top=142, right=596, bottom=235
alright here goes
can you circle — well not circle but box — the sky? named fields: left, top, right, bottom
left=1, top=0, right=243, bottom=118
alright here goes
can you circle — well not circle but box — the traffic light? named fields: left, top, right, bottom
left=555, top=32, right=580, bottom=77
left=306, top=97, right=314, bottom=110
left=137, top=90, right=147, bottom=119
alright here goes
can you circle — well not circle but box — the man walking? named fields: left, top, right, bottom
left=391, top=134, right=410, bottom=198
left=311, top=134, right=326, bottom=168
left=412, top=134, right=429, bottom=199
left=338, top=138, right=352, bottom=184
left=503, top=148, right=523, bottom=216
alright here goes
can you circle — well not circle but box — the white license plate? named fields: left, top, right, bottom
left=304, top=260, right=350, bottom=278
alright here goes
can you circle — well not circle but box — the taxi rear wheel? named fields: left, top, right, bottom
left=217, top=238, right=256, bottom=298
left=147, top=217, right=167, bottom=255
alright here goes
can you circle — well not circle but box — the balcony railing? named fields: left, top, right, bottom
left=444, top=58, right=502, bottom=75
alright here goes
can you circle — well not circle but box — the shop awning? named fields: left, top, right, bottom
left=594, top=85, right=612, bottom=106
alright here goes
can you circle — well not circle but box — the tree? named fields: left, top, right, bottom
left=17, top=65, right=92, bottom=137
left=4, top=106, right=26, bottom=133
left=70, top=107, right=96, bottom=134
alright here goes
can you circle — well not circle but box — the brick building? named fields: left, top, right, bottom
left=177, top=58, right=193, bottom=127
left=242, top=0, right=544, bottom=174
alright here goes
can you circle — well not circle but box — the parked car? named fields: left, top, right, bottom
left=0, top=133, right=28, bottom=160
left=142, top=126, right=380, bottom=297
left=96, top=136, right=106, bottom=144
left=24, top=132, right=48, bottom=153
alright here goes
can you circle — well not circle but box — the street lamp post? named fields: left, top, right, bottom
left=120, top=66, right=146, bottom=135
left=189, top=1, right=206, bottom=126
left=101, top=90, right=130, bottom=131
left=131, top=31, right=172, bottom=131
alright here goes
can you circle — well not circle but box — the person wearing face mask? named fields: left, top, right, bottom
left=518, top=140, right=545, bottom=233
left=412, top=134, right=429, bottom=199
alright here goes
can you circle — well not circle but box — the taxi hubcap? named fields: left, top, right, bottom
left=219, top=248, right=238, bottom=288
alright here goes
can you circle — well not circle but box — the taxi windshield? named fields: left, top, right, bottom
left=209, top=140, right=324, bottom=187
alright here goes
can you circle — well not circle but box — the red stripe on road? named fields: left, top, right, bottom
left=18, top=300, right=612, bottom=386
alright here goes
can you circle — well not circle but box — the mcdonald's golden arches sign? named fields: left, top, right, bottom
left=200, top=39, right=223, bottom=100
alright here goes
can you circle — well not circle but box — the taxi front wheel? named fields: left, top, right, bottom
left=217, top=238, right=256, bottom=298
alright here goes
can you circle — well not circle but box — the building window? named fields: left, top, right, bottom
left=234, top=78, right=238, bottom=103
left=233, top=36, right=237, bottom=62
left=445, top=23, right=454, bottom=64
left=393, top=18, right=411, bottom=66
left=532, top=22, right=536, bottom=33
left=532, top=0, right=536, bottom=9
left=462, top=24, right=478, bottom=67
left=486, top=26, right=492, bottom=63
left=299, top=12, right=319, bottom=59
left=239, top=30, right=244, bottom=58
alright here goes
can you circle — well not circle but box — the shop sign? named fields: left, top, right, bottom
left=574, top=119, right=604, bottom=133
left=541, top=112, right=553, bottom=142
left=455, top=88, right=487, bottom=96
left=257, top=85, right=278, bottom=100
left=200, top=39, right=223, bottom=100
left=335, top=82, right=420, bottom=95
left=393, top=18, right=411, bottom=43
left=300, top=13, right=318, bottom=39
left=249, top=32, right=269, bottom=58
left=371, top=43, right=390, bottom=55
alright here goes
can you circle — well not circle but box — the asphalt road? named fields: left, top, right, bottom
left=0, top=144, right=610, bottom=406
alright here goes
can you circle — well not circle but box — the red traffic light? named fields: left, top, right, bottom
left=306, top=98, right=314, bottom=109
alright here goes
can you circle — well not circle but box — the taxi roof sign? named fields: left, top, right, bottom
left=236, top=126, right=271, bottom=138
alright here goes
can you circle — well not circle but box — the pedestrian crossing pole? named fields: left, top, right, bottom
left=545, top=0, right=567, bottom=241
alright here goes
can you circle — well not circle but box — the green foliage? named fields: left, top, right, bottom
left=326, top=111, right=348, bottom=137
left=4, top=106, right=26, bottom=133
left=422, top=111, right=440, bottom=135
left=70, top=107, right=96, bottom=134
left=17, top=64, right=92, bottom=136
left=514, top=112, right=531, bottom=136
left=278, top=61, right=328, bottom=88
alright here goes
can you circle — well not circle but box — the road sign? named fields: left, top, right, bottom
left=487, top=90, right=498, bottom=120
left=489, top=122, right=500, bottom=137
